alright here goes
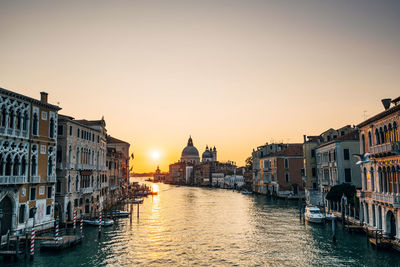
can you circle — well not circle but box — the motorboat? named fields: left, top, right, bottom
left=240, top=190, right=253, bottom=195
left=304, top=206, right=325, bottom=224
left=110, top=210, right=130, bottom=218
left=83, top=219, right=114, bottom=227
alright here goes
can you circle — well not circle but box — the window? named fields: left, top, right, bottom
left=48, top=157, right=53, bottom=176
left=69, top=125, right=73, bottom=136
left=46, top=205, right=51, bottom=215
left=30, top=187, right=36, bottom=200
left=312, top=168, right=316, bottom=177
left=47, top=186, right=52, bottom=198
left=361, top=134, right=365, bottom=154
left=32, top=113, right=38, bottom=135
left=77, top=128, right=80, bottom=138
left=19, top=205, right=26, bottom=224
left=56, top=180, right=61, bottom=193
left=285, top=173, right=290, bottom=183
left=343, top=149, right=350, bottom=160
left=58, top=125, right=63, bottom=136
left=344, top=168, right=351, bottom=183
left=368, top=132, right=372, bottom=147
left=49, top=118, right=55, bottom=138
left=29, top=208, right=35, bottom=218
left=97, top=135, right=100, bottom=143
left=74, top=199, right=78, bottom=207
left=284, top=158, right=289, bottom=168
left=311, top=149, right=315, bottom=158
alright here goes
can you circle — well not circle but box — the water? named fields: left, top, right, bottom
left=5, top=182, right=400, bottom=266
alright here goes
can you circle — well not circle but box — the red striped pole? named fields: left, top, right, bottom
left=73, top=209, right=77, bottom=233
left=98, top=211, right=102, bottom=237
left=30, top=227, right=35, bottom=260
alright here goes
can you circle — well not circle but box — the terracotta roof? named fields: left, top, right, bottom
left=316, top=130, right=359, bottom=148
left=268, top=144, right=303, bottom=157
left=107, top=135, right=130, bottom=145
left=357, top=101, right=400, bottom=128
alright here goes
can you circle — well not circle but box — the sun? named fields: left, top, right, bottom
left=151, top=150, right=161, bottom=160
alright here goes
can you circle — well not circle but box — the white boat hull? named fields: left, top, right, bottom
left=83, top=219, right=114, bottom=227
left=305, top=215, right=324, bottom=224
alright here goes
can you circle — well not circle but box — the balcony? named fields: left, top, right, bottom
left=0, top=176, right=27, bottom=185
left=30, top=176, right=41, bottom=183
left=76, top=164, right=96, bottom=170
left=67, top=163, right=75, bottom=169
left=101, top=182, right=108, bottom=188
left=56, top=162, right=63, bottom=169
left=0, top=126, right=29, bottom=139
left=370, top=142, right=400, bottom=156
left=320, top=161, right=329, bottom=168
left=81, top=187, right=94, bottom=194
left=372, top=192, right=400, bottom=208
left=47, top=176, right=56, bottom=183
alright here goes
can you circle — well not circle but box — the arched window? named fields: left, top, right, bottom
left=368, top=132, right=372, bottom=147
left=370, top=167, right=375, bottom=192
left=32, top=113, right=38, bottom=135
left=8, top=108, right=14, bottom=129
left=380, top=127, right=384, bottom=144
left=384, top=125, right=388, bottom=143
left=48, top=157, right=53, bottom=176
left=13, top=156, right=20, bottom=176
left=16, top=111, right=21, bottom=130
left=23, top=112, right=28, bottom=131
left=375, top=129, right=380, bottom=145
left=68, top=175, right=71, bottom=193
left=394, top=122, right=398, bottom=142
left=0, top=107, right=6, bottom=127
left=49, top=117, right=55, bottom=138
left=363, top=167, right=367, bottom=191
left=76, top=175, right=79, bottom=191
left=5, top=155, right=12, bottom=176
left=68, top=146, right=72, bottom=164
left=31, top=155, right=37, bottom=176
left=21, top=156, right=26, bottom=176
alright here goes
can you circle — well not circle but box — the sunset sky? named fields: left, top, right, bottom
left=1, top=0, right=399, bottom=172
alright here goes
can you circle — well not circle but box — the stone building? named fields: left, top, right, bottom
left=357, top=97, right=400, bottom=239
left=0, top=88, right=60, bottom=235
left=55, top=115, right=107, bottom=222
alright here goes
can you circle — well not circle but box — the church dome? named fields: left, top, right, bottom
left=202, top=147, right=213, bottom=159
left=181, top=136, right=199, bottom=157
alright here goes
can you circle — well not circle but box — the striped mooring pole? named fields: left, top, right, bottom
left=73, top=209, right=77, bottom=233
left=30, top=227, right=35, bottom=260
left=98, top=211, right=102, bottom=237
left=80, top=217, right=83, bottom=236
left=55, top=216, right=60, bottom=243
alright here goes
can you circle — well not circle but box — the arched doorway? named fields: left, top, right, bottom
left=66, top=201, right=72, bottom=222
left=386, top=210, right=396, bottom=238
left=0, top=196, right=13, bottom=235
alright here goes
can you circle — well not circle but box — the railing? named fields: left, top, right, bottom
left=320, top=161, right=329, bottom=167
left=370, top=142, right=400, bottom=155
left=101, top=182, right=108, bottom=188
left=68, top=163, right=75, bottom=169
left=372, top=192, right=400, bottom=208
left=81, top=187, right=94, bottom=194
left=0, top=126, right=29, bottom=138
left=30, top=176, right=41, bottom=183
left=76, top=164, right=97, bottom=170
left=47, top=176, right=56, bottom=183
left=320, top=178, right=330, bottom=186
left=0, top=175, right=27, bottom=185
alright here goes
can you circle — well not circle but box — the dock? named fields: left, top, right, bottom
left=40, top=235, right=82, bottom=251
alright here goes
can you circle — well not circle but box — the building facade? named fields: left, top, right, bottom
left=0, top=88, right=60, bottom=235
left=357, top=97, right=400, bottom=239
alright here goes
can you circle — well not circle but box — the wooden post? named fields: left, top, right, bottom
left=332, top=217, right=336, bottom=242
left=130, top=204, right=133, bottom=223
left=137, top=202, right=139, bottom=219
left=24, top=233, right=28, bottom=259
left=14, top=235, right=19, bottom=262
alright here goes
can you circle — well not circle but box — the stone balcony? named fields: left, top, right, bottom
left=0, top=175, right=27, bottom=185
left=76, top=164, right=97, bottom=170
left=0, top=126, right=29, bottom=139
left=372, top=192, right=400, bottom=208
left=370, top=142, right=400, bottom=156
left=30, top=176, right=41, bottom=183
left=81, top=187, right=94, bottom=194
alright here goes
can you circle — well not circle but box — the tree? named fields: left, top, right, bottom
left=245, top=156, right=253, bottom=171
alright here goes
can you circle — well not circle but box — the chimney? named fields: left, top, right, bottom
left=303, top=135, right=306, bottom=142
left=381, top=98, right=391, bottom=110
left=40, top=92, right=48, bottom=103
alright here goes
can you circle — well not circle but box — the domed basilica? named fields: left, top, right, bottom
left=181, top=136, right=217, bottom=164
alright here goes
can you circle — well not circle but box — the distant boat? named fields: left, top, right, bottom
left=83, top=219, right=114, bottom=227
left=133, top=198, right=144, bottom=204
left=240, top=190, right=253, bottom=195
left=110, top=210, right=130, bottom=218
left=304, top=206, right=325, bottom=224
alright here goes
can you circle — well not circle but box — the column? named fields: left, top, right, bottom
left=359, top=202, right=364, bottom=224
left=397, top=169, right=400, bottom=195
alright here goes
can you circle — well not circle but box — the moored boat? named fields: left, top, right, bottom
left=111, top=211, right=130, bottom=218
left=240, top=190, right=253, bottom=195
left=304, top=206, right=325, bottom=224
left=132, top=198, right=144, bottom=204
left=83, top=219, right=114, bottom=227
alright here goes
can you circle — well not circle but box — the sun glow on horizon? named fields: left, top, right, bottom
left=150, top=150, right=161, bottom=161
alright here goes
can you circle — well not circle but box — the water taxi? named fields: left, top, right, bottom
left=304, top=206, right=325, bottom=224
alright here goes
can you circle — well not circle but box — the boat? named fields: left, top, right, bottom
left=304, top=206, right=325, bottom=224
left=110, top=210, right=130, bottom=218
left=83, top=219, right=114, bottom=227
left=132, top=198, right=143, bottom=204
left=240, top=190, right=253, bottom=195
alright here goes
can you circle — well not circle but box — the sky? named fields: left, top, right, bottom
left=1, top=0, right=400, bottom=172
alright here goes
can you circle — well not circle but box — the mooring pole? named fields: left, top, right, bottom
left=137, top=202, right=139, bottom=219
left=98, top=211, right=102, bottom=238
left=332, top=217, right=336, bottom=242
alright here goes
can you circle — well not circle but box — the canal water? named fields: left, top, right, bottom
left=5, top=181, right=400, bottom=266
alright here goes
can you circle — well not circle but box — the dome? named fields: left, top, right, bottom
left=181, top=136, right=199, bottom=157
left=202, top=149, right=213, bottom=159
left=182, top=146, right=199, bottom=157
